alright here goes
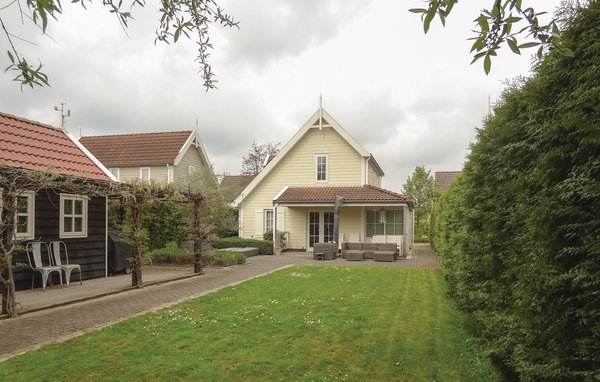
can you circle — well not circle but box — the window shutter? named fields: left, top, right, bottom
left=276, top=209, right=285, bottom=232
left=254, top=209, right=264, bottom=238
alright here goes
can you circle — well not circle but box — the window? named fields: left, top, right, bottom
left=264, top=209, right=274, bottom=235
left=60, top=194, right=88, bottom=238
left=109, top=168, right=120, bottom=180
left=188, top=165, right=196, bottom=175
left=366, top=209, right=404, bottom=237
left=316, top=154, right=328, bottom=182
left=323, top=212, right=334, bottom=243
left=140, top=167, right=151, bottom=181
left=16, top=192, right=35, bottom=239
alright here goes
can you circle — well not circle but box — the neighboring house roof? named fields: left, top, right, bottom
left=220, top=174, right=255, bottom=203
left=274, top=185, right=412, bottom=206
left=233, top=107, right=385, bottom=207
left=79, top=130, right=210, bottom=168
left=0, top=111, right=112, bottom=181
left=435, top=171, right=462, bottom=192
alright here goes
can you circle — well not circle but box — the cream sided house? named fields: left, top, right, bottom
left=79, top=130, right=210, bottom=183
left=232, top=107, right=414, bottom=255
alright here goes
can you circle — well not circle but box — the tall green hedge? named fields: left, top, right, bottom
left=431, top=2, right=600, bottom=380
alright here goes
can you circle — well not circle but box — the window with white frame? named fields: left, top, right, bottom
left=188, top=165, right=196, bottom=175
left=109, top=167, right=120, bottom=180
left=366, top=209, right=404, bottom=237
left=16, top=192, right=35, bottom=239
left=264, top=209, right=274, bottom=235
left=60, top=194, right=88, bottom=238
left=316, top=154, right=328, bottom=182
left=140, top=167, right=151, bottom=181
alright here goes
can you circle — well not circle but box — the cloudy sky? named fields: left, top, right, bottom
left=0, top=0, right=560, bottom=191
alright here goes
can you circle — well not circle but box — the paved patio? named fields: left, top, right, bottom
left=0, top=245, right=438, bottom=362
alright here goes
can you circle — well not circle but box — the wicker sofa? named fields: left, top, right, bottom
left=341, top=242, right=398, bottom=262
left=313, top=242, right=337, bottom=260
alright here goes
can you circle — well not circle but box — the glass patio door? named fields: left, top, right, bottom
left=309, top=212, right=320, bottom=248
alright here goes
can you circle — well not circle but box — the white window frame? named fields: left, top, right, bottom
left=188, top=165, right=196, bottom=175
left=315, top=154, right=328, bottom=182
left=167, top=166, right=174, bottom=183
left=264, top=209, right=274, bottom=235
left=140, top=167, right=151, bottom=182
left=60, top=194, right=88, bottom=238
left=15, top=191, right=35, bottom=240
left=109, top=167, right=120, bottom=180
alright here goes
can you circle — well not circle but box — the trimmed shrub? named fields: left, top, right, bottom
left=213, top=237, right=274, bottom=255
left=212, top=251, right=246, bottom=267
left=150, top=242, right=193, bottom=264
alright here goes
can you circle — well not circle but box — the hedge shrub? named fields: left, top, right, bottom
left=213, top=237, right=274, bottom=255
left=430, top=3, right=600, bottom=380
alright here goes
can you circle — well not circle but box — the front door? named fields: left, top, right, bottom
left=308, top=211, right=335, bottom=249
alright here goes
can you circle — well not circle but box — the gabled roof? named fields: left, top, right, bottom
left=273, top=185, right=412, bottom=206
left=435, top=171, right=461, bottom=192
left=233, top=107, right=384, bottom=207
left=79, top=130, right=210, bottom=168
left=220, top=174, right=255, bottom=203
left=0, top=112, right=112, bottom=181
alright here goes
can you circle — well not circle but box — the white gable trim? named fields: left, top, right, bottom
left=69, top=131, right=117, bottom=181
left=174, top=130, right=211, bottom=168
left=232, top=108, right=373, bottom=207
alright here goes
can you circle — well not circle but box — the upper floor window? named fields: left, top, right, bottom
left=140, top=167, right=151, bottom=182
left=16, top=192, right=35, bottom=240
left=109, top=167, right=120, bottom=180
left=188, top=165, right=196, bottom=175
left=60, top=194, right=88, bottom=238
left=316, top=154, right=328, bottom=182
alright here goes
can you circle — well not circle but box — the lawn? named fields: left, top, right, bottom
left=0, top=266, right=499, bottom=381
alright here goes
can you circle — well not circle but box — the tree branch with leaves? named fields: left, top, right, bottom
left=410, top=0, right=575, bottom=74
left=2, top=0, right=238, bottom=90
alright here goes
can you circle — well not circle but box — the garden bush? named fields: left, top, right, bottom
left=213, top=237, right=274, bottom=255
left=211, top=251, right=246, bottom=267
left=430, top=3, right=600, bottom=380
left=150, top=242, right=193, bottom=265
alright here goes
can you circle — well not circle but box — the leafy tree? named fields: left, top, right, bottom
left=401, top=166, right=439, bottom=239
left=1, top=0, right=238, bottom=89
left=410, top=0, right=576, bottom=74
left=241, top=140, right=281, bottom=176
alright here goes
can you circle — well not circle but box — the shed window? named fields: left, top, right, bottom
left=316, top=154, right=328, bottom=182
left=60, top=194, right=88, bottom=238
left=16, top=192, right=35, bottom=240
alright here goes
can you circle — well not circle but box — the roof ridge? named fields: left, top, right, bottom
left=80, top=130, right=192, bottom=139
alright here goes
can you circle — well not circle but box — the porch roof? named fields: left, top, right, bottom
left=273, top=185, right=412, bottom=206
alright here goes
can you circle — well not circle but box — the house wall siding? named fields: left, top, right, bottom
left=13, top=190, right=106, bottom=290
left=117, top=166, right=169, bottom=183
left=368, top=162, right=382, bottom=187
left=175, top=146, right=207, bottom=181
left=240, top=126, right=363, bottom=243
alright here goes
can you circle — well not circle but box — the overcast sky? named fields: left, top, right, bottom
left=0, top=0, right=560, bottom=191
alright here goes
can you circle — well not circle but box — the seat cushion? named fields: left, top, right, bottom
left=363, top=243, right=378, bottom=251
left=347, top=243, right=363, bottom=250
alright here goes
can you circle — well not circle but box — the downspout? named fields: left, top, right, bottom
left=273, top=203, right=280, bottom=255
left=365, top=156, right=370, bottom=184
left=105, top=196, right=108, bottom=278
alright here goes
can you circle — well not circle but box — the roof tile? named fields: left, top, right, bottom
left=79, top=131, right=192, bottom=167
left=274, top=185, right=412, bottom=204
left=0, top=112, right=109, bottom=180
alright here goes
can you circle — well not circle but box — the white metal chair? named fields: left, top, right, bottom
left=26, top=242, right=63, bottom=291
left=50, top=241, right=82, bottom=287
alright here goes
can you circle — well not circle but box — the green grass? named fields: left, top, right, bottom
left=0, top=266, right=499, bottom=381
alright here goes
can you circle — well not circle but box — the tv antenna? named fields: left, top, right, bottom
left=54, top=102, right=71, bottom=129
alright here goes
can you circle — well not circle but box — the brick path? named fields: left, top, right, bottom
left=0, top=245, right=439, bottom=362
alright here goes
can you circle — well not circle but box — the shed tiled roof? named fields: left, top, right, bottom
left=0, top=112, right=110, bottom=181
left=274, top=185, right=412, bottom=205
left=435, top=171, right=461, bottom=192
left=79, top=130, right=192, bottom=167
